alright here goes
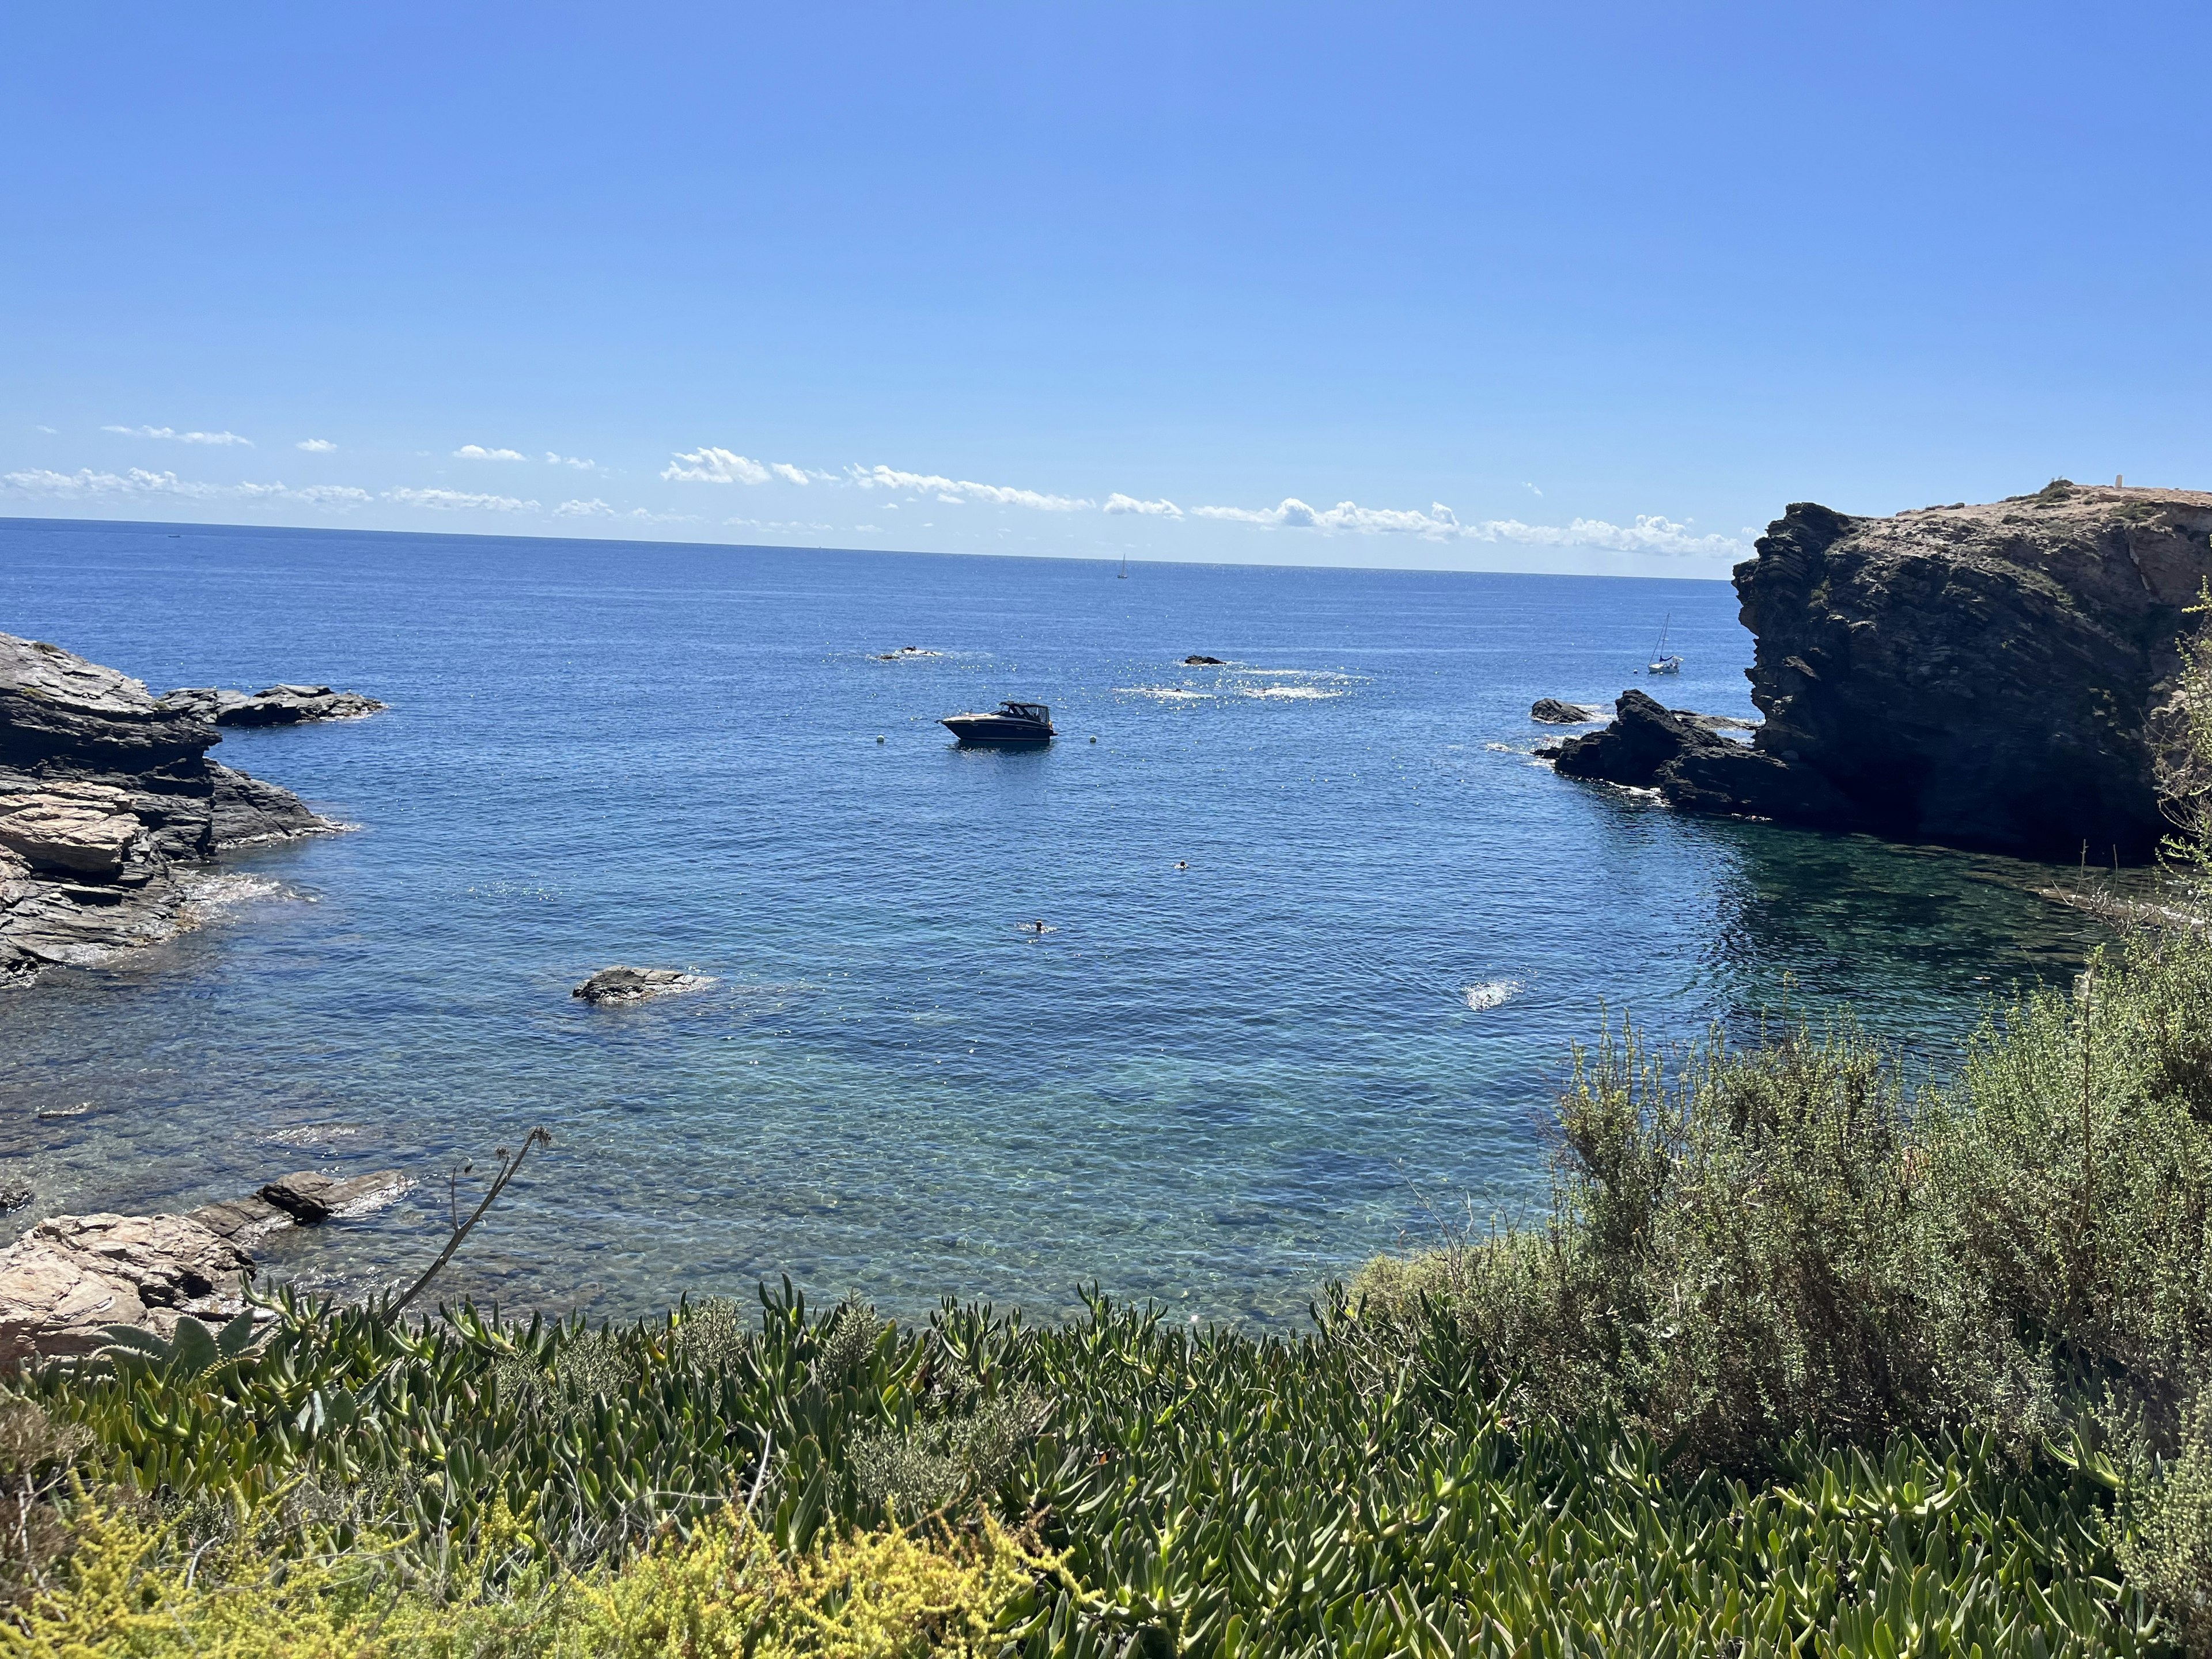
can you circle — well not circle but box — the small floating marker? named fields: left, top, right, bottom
left=876, top=735, right=886, bottom=744
left=1089, top=735, right=1097, bottom=744
left=1173, top=861, right=1188, bottom=869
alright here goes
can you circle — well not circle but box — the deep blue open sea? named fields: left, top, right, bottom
left=0, top=518, right=2107, bottom=1325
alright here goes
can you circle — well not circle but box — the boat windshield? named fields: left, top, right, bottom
left=1001, top=702, right=1050, bottom=721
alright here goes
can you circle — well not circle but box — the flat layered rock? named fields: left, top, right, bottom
left=0, top=781, right=145, bottom=877
left=1531, top=699, right=1607, bottom=725
left=573, top=965, right=715, bottom=1004
left=0, top=632, right=340, bottom=984
left=0, top=1213, right=252, bottom=1368
left=0, top=634, right=215, bottom=778
left=187, top=1195, right=294, bottom=1244
left=257, top=1169, right=407, bottom=1224
left=165, top=684, right=387, bottom=726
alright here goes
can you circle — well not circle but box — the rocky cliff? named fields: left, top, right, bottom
left=1556, top=483, right=2212, bottom=861
left=0, top=632, right=335, bottom=983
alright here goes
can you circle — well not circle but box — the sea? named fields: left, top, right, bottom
left=0, top=518, right=2109, bottom=1327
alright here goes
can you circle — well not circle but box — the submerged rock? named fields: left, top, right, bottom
left=1531, top=698, right=1607, bottom=725
left=187, top=1195, right=293, bottom=1244
left=1183, top=655, right=1227, bottom=666
left=164, top=684, right=385, bottom=726
left=0, top=1213, right=252, bottom=1367
left=572, top=965, right=714, bottom=1005
left=256, top=1169, right=407, bottom=1224
left=0, top=632, right=339, bottom=984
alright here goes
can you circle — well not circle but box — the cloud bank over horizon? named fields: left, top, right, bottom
left=0, top=440, right=1758, bottom=571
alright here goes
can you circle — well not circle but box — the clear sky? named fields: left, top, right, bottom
left=5, top=2, right=2207, bottom=577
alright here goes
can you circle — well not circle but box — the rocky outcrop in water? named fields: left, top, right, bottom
left=0, top=1165, right=407, bottom=1364
left=573, top=965, right=714, bottom=1004
left=1531, top=699, right=1607, bottom=724
left=162, top=684, right=386, bottom=726
left=0, top=632, right=338, bottom=983
left=1552, top=485, right=2212, bottom=859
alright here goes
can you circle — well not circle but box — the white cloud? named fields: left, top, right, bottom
left=387, top=487, right=537, bottom=512
left=1192, top=495, right=1745, bottom=557
left=6, top=467, right=205, bottom=498
left=101, top=425, right=253, bottom=446
left=297, top=438, right=338, bottom=453
left=1, top=467, right=366, bottom=507
left=34, top=425, right=56, bottom=434
left=663, top=446, right=772, bottom=484
left=849, top=464, right=1090, bottom=512
left=454, top=445, right=528, bottom=461
left=725, top=517, right=834, bottom=532
left=553, top=498, right=696, bottom=524
left=768, top=462, right=810, bottom=485
left=546, top=452, right=597, bottom=470
left=1459, top=514, right=1745, bottom=557
left=1523, top=482, right=1543, bottom=497
left=1104, top=493, right=1183, bottom=518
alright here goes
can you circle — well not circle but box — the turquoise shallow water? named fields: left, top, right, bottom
left=0, top=518, right=2108, bottom=1324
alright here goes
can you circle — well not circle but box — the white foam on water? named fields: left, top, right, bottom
left=1116, top=686, right=1214, bottom=701
left=1243, top=685, right=1342, bottom=699
left=179, top=872, right=283, bottom=913
left=267, top=1124, right=363, bottom=1147
left=1463, top=979, right=1522, bottom=1012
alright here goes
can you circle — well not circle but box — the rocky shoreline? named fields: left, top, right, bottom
left=0, top=631, right=346, bottom=986
left=1546, top=484, right=2212, bottom=859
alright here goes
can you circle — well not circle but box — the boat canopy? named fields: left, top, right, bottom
left=1001, top=702, right=1051, bottom=722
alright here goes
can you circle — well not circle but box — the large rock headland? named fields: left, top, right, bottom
left=1553, top=484, right=2212, bottom=859
left=0, top=632, right=339, bottom=983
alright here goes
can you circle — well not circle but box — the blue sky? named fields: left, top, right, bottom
left=5, top=2, right=2206, bottom=576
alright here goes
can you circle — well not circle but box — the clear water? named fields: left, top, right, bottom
left=0, top=518, right=2108, bottom=1325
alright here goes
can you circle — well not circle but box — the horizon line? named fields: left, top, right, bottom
left=0, top=510, right=1743, bottom=585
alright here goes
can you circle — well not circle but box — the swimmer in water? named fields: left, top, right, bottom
left=1173, top=861, right=1188, bottom=869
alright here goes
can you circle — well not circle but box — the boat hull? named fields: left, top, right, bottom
left=941, top=715, right=1055, bottom=744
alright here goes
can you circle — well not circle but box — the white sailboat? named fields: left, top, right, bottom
left=1647, top=613, right=1683, bottom=675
